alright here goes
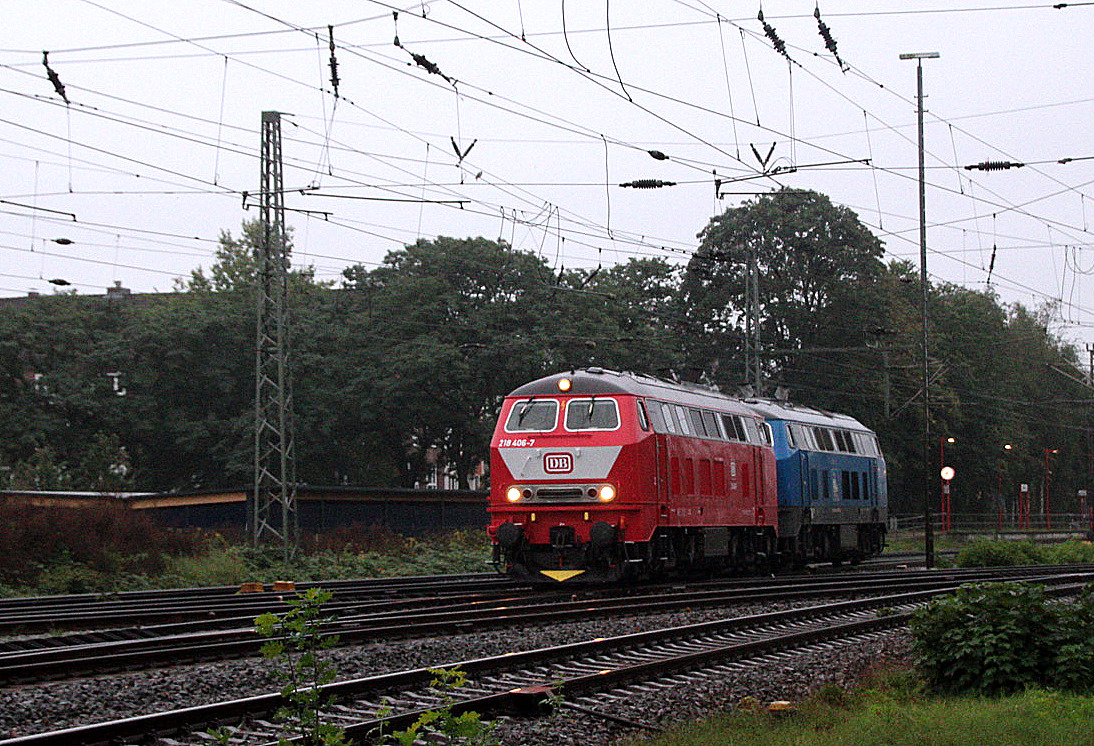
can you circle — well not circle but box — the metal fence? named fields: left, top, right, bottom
left=892, top=512, right=1093, bottom=537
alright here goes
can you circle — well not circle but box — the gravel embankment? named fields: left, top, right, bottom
left=0, top=599, right=912, bottom=743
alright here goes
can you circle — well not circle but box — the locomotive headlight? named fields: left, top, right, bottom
left=505, top=486, right=522, bottom=503
left=558, top=377, right=572, bottom=392
left=598, top=485, right=617, bottom=502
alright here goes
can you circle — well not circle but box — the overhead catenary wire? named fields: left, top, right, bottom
left=1, top=0, right=1091, bottom=328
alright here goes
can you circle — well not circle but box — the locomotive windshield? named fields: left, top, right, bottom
left=504, top=399, right=558, bottom=432
left=564, top=398, right=620, bottom=431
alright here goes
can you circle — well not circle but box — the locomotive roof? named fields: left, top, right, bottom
left=744, top=398, right=873, bottom=433
left=506, top=368, right=757, bottom=415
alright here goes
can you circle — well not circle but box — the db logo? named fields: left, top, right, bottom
left=543, top=452, right=574, bottom=474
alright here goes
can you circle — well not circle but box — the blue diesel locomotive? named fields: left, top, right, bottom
left=745, top=399, right=887, bottom=565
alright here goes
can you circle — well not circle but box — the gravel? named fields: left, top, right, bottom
left=0, top=599, right=912, bottom=743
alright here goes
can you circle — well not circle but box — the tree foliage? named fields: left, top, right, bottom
left=0, top=201, right=1090, bottom=517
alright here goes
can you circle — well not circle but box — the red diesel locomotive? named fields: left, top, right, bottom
left=488, top=368, right=778, bottom=582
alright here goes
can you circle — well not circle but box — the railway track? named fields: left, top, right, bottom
left=0, top=564, right=1072, bottom=684
left=0, top=573, right=514, bottom=634
left=2, top=565, right=1090, bottom=745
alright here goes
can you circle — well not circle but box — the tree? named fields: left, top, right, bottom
left=679, top=188, right=887, bottom=394
left=341, top=237, right=562, bottom=488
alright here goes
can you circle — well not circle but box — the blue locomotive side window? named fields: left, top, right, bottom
left=565, top=398, right=620, bottom=431
left=505, top=399, right=558, bottom=432
left=815, top=427, right=835, bottom=451
left=792, top=424, right=814, bottom=450
left=840, top=431, right=857, bottom=453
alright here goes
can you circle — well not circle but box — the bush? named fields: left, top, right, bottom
left=956, top=539, right=1094, bottom=568
left=0, top=502, right=204, bottom=589
left=954, top=539, right=1038, bottom=567
left=911, top=582, right=1094, bottom=696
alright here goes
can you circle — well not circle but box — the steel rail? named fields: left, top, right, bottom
left=0, top=565, right=1085, bottom=684
left=1, top=568, right=1090, bottom=745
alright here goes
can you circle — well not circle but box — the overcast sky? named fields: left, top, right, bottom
left=4, top=1, right=1094, bottom=351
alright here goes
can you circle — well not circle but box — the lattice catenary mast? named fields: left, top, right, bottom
left=251, top=110, right=297, bottom=556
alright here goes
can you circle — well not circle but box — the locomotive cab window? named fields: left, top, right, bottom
left=565, top=398, right=620, bottom=431
left=505, top=399, right=559, bottom=433
left=636, top=400, right=650, bottom=431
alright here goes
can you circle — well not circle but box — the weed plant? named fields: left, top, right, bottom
left=255, top=588, right=346, bottom=746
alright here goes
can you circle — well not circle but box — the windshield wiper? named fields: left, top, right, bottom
left=516, top=397, right=536, bottom=425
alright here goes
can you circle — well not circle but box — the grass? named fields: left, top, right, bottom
left=624, top=674, right=1094, bottom=746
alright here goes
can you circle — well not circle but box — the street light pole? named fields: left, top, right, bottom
left=901, top=51, right=940, bottom=567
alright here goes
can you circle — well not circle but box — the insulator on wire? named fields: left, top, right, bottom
left=757, top=9, right=790, bottom=61
left=406, top=49, right=455, bottom=85
left=42, top=51, right=69, bottom=104
left=393, top=11, right=400, bottom=47
left=648, top=150, right=669, bottom=161
left=619, top=179, right=677, bottom=189
left=327, top=26, right=340, bottom=97
left=964, top=160, right=1025, bottom=171
left=814, top=5, right=847, bottom=71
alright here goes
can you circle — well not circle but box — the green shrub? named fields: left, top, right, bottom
left=912, top=583, right=1056, bottom=695
left=1050, top=586, right=1094, bottom=693
left=1042, top=540, right=1094, bottom=565
left=911, top=582, right=1094, bottom=696
left=956, top=539, right=1094, bottom=568
left=955, top=539, right=1037, bottom=567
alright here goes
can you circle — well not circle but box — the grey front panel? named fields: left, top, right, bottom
left=498, top=446, right=622, bottom=480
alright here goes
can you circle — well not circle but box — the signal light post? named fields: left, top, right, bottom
left=1044, top=448, right=1058, bottom=529
left=940, top=437, right=954, bottom=531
